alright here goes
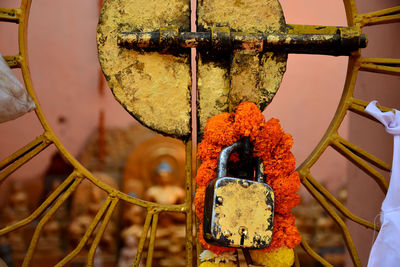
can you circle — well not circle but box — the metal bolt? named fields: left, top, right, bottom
left=242, top=181, right=250, bottom=188
left=267, top=205, right=272, bottom=211
left=217, top=196, right=223, bottom=204
left=255, top=235, right=261, bottom=241
left=118, top=29, right=367, bottom=56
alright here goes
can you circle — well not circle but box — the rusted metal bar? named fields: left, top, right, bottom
left=0, top=7, right=21, bottom=23
left=3, top=55, right=22, bottom=68
left=118, top=26, right=367, bottom=56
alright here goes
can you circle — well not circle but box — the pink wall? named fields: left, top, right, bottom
left=0, top=0, right=134, bottom=183
left=0, top=0, right=348, bottom=191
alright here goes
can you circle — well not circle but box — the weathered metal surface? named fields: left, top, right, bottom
left=197, top=0, right=287, bottom=133
left=203, top=140, right=274, bottom=249
left=97, top=0, right=191, bottom=139
left=0, top=7, right=20, bottom=23
left=203, top=177, right=274, bottom=248
left=118, top=28, right=367, bottom=55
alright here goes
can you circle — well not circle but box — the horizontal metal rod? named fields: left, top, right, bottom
left=118, top=27, right=367, bottom=56
left=0, top=7, right=20, bottom=23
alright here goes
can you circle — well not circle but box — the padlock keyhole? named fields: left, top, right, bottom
left=239, top=226, right=248, bottom=246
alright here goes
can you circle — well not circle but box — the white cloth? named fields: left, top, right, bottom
left=0, top=53, right=35, bottom=123
left=366, top=100, right=400, bottom=267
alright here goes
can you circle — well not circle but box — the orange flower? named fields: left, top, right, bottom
left=233, top=103, right=265, bottom=138
left=263, top=152, right=296, bottom=181
left=196, top=160, right=217, bottom=186
left=203, top=113, right=238, bottom=146
left=197, top=142, right=223, bottom=161
left=194, top=102, right=301, bottom=255
left=275, top=193, right=301, bottom=215
left=194, top=186, right=206, bottom=219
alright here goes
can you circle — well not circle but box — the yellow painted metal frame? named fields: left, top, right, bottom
left=0, top=0, right=399, bottom=266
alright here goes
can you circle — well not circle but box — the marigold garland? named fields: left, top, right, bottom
left=195, top=102, right=301, bottom=262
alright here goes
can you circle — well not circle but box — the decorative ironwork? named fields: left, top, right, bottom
left=0, top=0, right=399, bottom=266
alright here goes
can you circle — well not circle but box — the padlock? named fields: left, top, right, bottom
left=203, top=139, right=274, bottom=249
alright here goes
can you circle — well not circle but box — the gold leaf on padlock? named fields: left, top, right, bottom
left=203, top=140, right=275, bottom=249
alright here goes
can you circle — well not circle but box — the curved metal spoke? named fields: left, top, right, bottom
left=300, top=171, right=362, bottom=267
left=0, top=171, right=80, bottom=235
left=134, top=211, right=154, bottom=266
left=145, top=213, right=159, bottom=267
left=1, top=0, right=395, bottom=266
left=300, top=238, right=334, bottom=267
left=54, top=196, right=113, bottom=267
left=334, top=135, right=391, bottom=171
left=355, top=6, right=400, bottom=26
left=359, top=58, right=400, bottom=76
left=22, top=176, right=83, bottom=267
left=348, top=97, right=393, bottom=122
left=302, top=171, right=380, bottom=230
left=87, top=197, right=119, bottom=267
left=0, top=134, right=52, bottom=185
left=343, top=0, right=358, bottom=26
left=331, top=137, right=389, bottom=193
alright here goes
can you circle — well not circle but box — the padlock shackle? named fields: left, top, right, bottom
left=217, top=139, right=265, bottom=182
left=255, top=158, right=265, bottom=183
left=217, top=141, right=243, bottom=178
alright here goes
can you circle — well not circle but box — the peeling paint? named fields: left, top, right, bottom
left=97, top=0, right=191, bottom=139
left=204, top=178, right=275, bottom=248
left=197, top=0, right=287, bottom=133
left=197, top=57, right=230, bottom=131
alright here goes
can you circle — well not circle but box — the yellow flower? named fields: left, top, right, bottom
left=199, top=250, right=236, bottom=263
left=199, top=262, right=236, bottom=267
left=250, top=247, right=294, bottom=267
